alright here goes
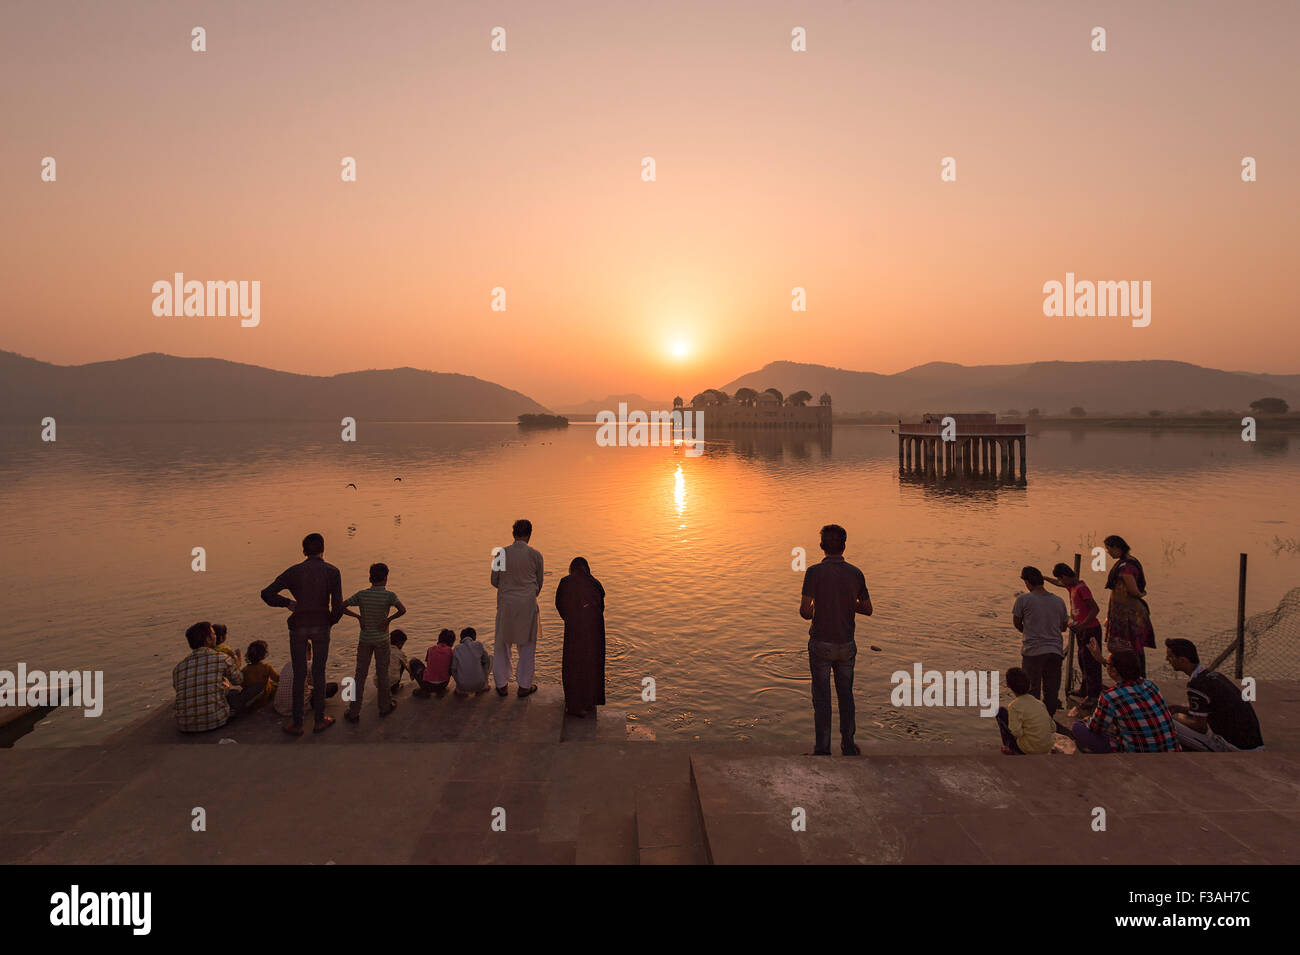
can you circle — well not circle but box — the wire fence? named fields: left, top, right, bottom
left=1205, top=584, right=1300, bottom=681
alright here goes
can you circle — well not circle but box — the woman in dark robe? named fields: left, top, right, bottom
left=1103, top=534, right=1155, bottom=677
left=555, top=557, right=606, bottom=717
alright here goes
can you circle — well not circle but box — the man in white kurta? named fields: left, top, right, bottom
left=491, top=520, right=544, bottom=696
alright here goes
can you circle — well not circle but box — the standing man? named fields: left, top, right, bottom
left=491, top=519, right=544, bottom=697
left=260, top=532, right=344, bottom=735
left=799, top=524, right=872, bottom=756
left=1012, top=566, right=1069, bottom=717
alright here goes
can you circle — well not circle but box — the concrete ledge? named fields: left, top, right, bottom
left=689, top=751, right=1300, bottom=864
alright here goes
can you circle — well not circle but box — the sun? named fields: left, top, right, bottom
left=669, top=339, right=691, bottom=360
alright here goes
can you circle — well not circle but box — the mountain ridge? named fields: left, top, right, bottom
left=717, top=359, right=1300, bottom=415
left=0, top=350, right=550, bottom=421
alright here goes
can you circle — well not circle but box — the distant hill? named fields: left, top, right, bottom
left=719, top=360, right=1300, bottom=416
left=0, top=351, right=550, bottom=422
left=557, top=393, right=671, bottom=414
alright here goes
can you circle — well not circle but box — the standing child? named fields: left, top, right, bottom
left=342, top=562, right=406, bottom=723
left=415, top=629, right=456, bottom=697
left=1049, top=563, right=1103, bottom=714
left=451, top=627, right=492, bottom=696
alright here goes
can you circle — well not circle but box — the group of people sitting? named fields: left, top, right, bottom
left=173, top=521, right=608, bottom=735
left=170, top=618, right=500, bottom=735
left=996, top=538, right=1264, bottom=755
left=997, top=639, right=1264, bottom=755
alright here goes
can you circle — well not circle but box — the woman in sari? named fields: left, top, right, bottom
left=555, top=557, right=606, bottom=717
left=1103, top=535, right=1155, bottom=676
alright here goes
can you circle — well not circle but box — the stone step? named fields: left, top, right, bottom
left=560, top=707, right=654, bottom=742
left=689, top=750, right=1300, bottom=864
left=634, top=779, right=708, bottom=865
left=106, top=681, right=569, bottom=745
left=575, top=809, right=638, bottom=865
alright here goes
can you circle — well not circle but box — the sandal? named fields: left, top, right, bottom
left=313, top=716, right=336, bottom=733
left=496, top=686, right=509, bottom=697
left=517, top=685, right=537, bottom=698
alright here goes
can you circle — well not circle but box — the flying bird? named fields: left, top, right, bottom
left=345, top=483, right=357, bottom=489
left=394, top=477, right=402, bottom=482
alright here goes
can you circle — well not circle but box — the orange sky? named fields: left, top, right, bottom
left=3, top=0, right=1298, bottom=406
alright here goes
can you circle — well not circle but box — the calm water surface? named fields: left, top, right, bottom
left=3, top=421, right=1297, bottom=747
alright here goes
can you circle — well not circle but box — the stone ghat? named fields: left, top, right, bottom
left=2, top=681, right=1296, bottom=865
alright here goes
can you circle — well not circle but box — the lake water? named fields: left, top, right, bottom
left=3, top=421, right=1297, bottom=748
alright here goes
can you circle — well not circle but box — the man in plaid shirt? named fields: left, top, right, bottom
left=173, top=621, right=258, bottom=733
left=1071, top=649, right=1180, bottom=753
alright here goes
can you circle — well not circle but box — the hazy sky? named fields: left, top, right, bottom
left=3, top=0, right=1298, bottom=406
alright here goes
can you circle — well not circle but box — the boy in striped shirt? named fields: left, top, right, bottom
left=342, top=562, right=406, bottom=722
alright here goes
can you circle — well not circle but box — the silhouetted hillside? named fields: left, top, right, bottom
left=719, top=360, right=1300, bottom=416
left=0, top=352, right=550, bottom=421
left=557, top=393, right=671, bottom=414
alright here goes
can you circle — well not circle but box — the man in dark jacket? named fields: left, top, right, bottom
left=800, top=524, right=873, bottom=755
left=261, top=532, right=343, bottom=735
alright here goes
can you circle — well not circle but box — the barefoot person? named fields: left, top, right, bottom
left=342, top=562, right=406, bottom=723
left=491, top=519, right=544, bottom=697
left=555, top=557, right=606, bottom=717
left=1048, top=563, right=1103, bottom=713
left=799, top=524, right=872, bottom=756
left=260, top=532, right=344, bottom=735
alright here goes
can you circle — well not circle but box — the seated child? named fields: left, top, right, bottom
left=450, top=627, right=492, bottom=696
left=212, top=624, right=241, bottom=667
left=241, top=639, right=279, bottom=703
left=390, top=629, right=412, bottom=693
left=995, top=666, right=1055, bottom=755
left=415, top=629, right=456, bottom=696
left=273, top=642, right=340, bottom=717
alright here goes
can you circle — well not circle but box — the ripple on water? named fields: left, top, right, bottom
left=751, top=648, right=809, bottom=682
